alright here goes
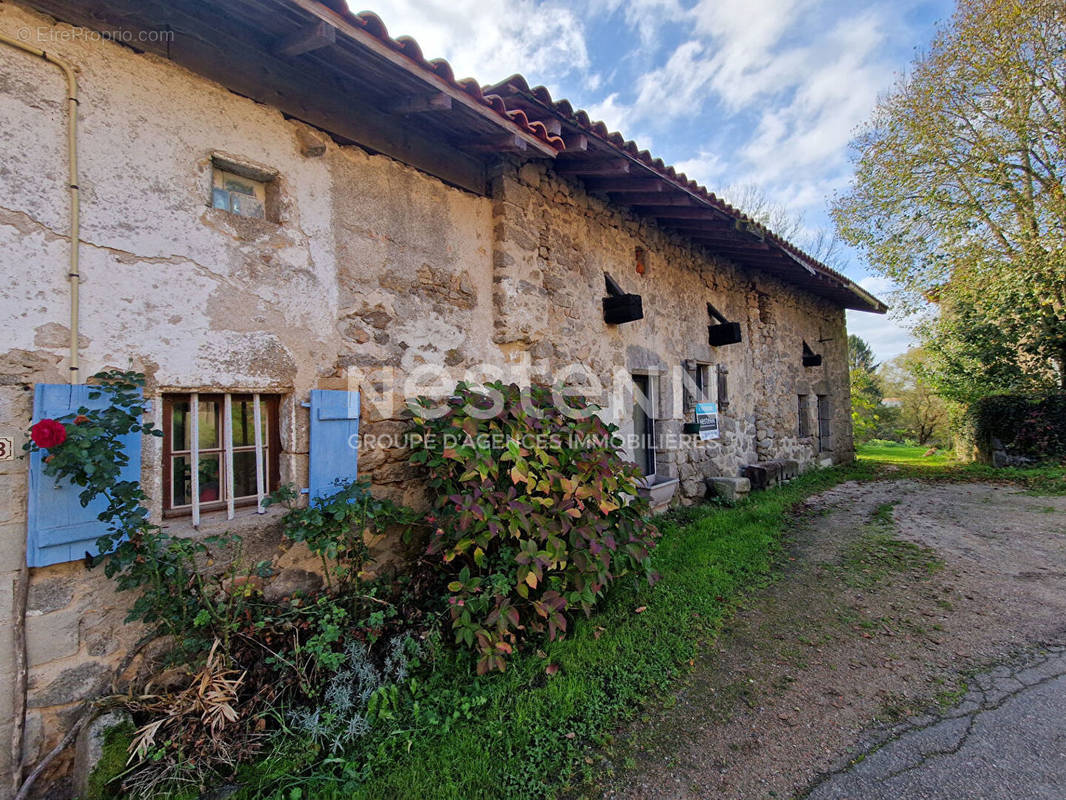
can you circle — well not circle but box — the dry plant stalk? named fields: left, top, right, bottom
left=128, top=639, right=246, bottom=764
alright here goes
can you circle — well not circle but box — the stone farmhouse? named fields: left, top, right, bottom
left=0, top=0, right=884, bottom=792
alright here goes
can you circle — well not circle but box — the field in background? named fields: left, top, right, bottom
left=856, top=441, right=955, bottom=466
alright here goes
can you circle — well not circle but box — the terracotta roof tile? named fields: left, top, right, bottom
left=304, top=3, right=880, bottom=311
left=310, top=3, right=564, bottom=150
left=485, top=73, right=883, bottom=311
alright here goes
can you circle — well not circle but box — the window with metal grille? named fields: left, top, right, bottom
left=798, top=394, right=810, bottom=437
left=817, top=394, right=832, bottom=452
left=683, top=361, right=712, bottom=413
left=162, top=393, right=281, bottom=522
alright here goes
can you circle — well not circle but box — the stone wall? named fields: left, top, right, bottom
left=0, top=4, right=853, bottom=794
left=488, top=161, right=852, bottom=498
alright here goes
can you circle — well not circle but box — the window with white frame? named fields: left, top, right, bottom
left=162, top=393, right=280, bottom=521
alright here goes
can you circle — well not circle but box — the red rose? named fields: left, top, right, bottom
left=73, top=414, right=89, bottom=425
left=30, top=418, right=67, bottom=449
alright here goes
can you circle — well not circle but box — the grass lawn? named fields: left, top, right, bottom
left=234, top=453, right=1063, bottom=800
left=855, top=441, right=955, bottom=466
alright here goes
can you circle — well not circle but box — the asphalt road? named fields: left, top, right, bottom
left=807, top=647, right=1066, bottom=800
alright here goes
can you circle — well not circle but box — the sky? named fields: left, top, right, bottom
left=358, top=0, right=956, bottom=362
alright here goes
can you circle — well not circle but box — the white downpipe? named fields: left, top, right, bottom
left=0, top=32, right=81, bottom=384
left=0, top=33, right=81, bottom=797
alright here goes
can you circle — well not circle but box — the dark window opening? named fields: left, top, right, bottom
left=817, top=394, right=832, bottom=452
left=632, top=374, right=656, bottom=477
left=798, top=394, right=810, bottom=437
left=683, top=361, right=711, bottom=412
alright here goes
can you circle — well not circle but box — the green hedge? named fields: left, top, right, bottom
left=968, top=394, right=1066, bottom=461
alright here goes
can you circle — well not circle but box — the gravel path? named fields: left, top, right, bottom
left=590, top=479, right=1066, bottom=800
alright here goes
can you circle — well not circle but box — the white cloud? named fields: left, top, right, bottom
left=590, top=0, right=906, bottom=226
left=588, top=0, right=687, bottom=46
left=584, top=91, right=632, bottom=133
left=672, top=151, right=728, bottom=186
left=363, top=0, right=590, bottom=90
left=847, top=310, right=915, bottom=362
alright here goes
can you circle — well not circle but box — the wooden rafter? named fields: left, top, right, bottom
left=272, top=19, right=335, bottom=56
left=385, top=92, right=453, bottom=114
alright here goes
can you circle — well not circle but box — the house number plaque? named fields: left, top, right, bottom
left=0, top=437, right=13, bottom=461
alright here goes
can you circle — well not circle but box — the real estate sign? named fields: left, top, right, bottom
left=695, top=402, right=719, bottom=441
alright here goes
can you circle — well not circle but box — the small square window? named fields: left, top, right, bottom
left=209, top=155, right=278, bottom=221
left=212, top=168, right=267, bottom=219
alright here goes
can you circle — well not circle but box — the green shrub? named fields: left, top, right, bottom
left=968, top=394, right=1066, bottom=460
left=408, top=382, right=658, bottom=673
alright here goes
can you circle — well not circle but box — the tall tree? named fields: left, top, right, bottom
left=848, top=335, right=883, bottom=442
left=834, top=0, right=1066, bottom=398
left=848, top=334, right=879, bottom=373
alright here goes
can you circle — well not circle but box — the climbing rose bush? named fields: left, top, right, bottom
left=408, top=381, right=659, bottom=673
left=30, top=418, right=67, bottom=449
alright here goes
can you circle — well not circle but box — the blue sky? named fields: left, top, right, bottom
left=363, top=0, right=956, bottom=362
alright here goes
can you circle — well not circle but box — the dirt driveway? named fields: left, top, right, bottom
left=592, top=478, right=1066, bottom=800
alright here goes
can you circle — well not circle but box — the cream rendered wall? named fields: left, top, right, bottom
left=0, top=4, right=494, bottom=792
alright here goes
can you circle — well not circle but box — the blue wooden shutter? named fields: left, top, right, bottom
left=27, top=384, right=144, bottom=567
left=308, top=389, right=360, bottom=503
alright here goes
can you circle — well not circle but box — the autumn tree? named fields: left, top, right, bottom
left=834, top=0, right=1066, bottom=400
left=725, top=182, right=847, bottom=269
left=880, top=349, right=951, bottom=445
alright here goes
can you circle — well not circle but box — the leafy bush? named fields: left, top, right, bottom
left=408, top=381, right=658, bottom=673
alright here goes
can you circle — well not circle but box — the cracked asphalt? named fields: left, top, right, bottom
left=807, top=647, right=1066, bottom=800
left=592, top=479, right=1066, bottom=800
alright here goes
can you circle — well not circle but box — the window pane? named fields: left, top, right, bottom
left=198, top=400, right=219, bottom=449
left=172, top=401, right=189, bottom=452
left=231, top=398, right=267, bottom=447
left=632, top=375, right=653, bottom=476
left=172, top=453, right=222, bottom=506
left=224, top=177, right=256, bottom=196
left=171, top=399, right=219, bottom=451
left=233, top=449, right=263, bottom=498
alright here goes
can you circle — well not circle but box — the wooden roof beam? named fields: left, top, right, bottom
left=385, top=92, right=453, bottom=114
left=463, top=134, right=528, bottom=153
left=285, top=0, right=560, bottom=157
left=583, top=177, right=664, bottom=193
left=563, top=133, right=589, bottom=151
left=689, top=237, right=773, bottom=252
left=614, top=192, right=696, bottom=206
left=556, top=158, right=630, bottom=176
left=634, top=206, right=731, bottom=220
left=273, top=19, right=336, bottom=57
